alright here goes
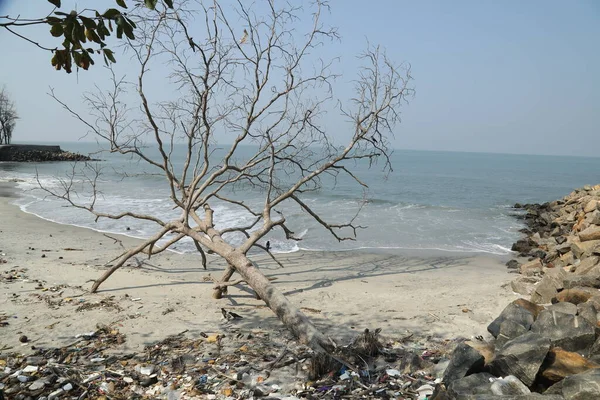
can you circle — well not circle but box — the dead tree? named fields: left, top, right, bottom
left=44, top=0, right=413, bottom=352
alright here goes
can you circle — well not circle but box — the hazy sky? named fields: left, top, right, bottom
left=0, top=0, right=598, bottom=156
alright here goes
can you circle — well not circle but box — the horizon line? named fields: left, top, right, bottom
left=10, top=139, right=600, bottom=160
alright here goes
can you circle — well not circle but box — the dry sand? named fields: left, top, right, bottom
left=0, top=180, right=518, bottom=355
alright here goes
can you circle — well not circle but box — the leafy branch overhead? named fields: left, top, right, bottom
left=0, top=0, right=174, bottom=73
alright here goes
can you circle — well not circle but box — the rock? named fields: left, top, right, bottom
left=556, top=236, right=568, bottom=245
left=579, top=226, right=600, bottom=242
left=573, top=256, right=599, bottom=275
left=546, top=302, right=578, bottom=315
left=531, top=249, right=547, bottom=260
left=590, top=211, right=600, bottom=226
left=559, top=368, right=600, bottom=400
left=541, top=347, right=600, bottom=383
left=531, top=309, right=595, bottom=353
left=490, top=375, right=530, bottom=395
left=489, top=332, right=551, bottom=386
left=28, top=379, right=46, bottom=391
left=447, top=372, right=495, bottom=397
left=487, top=300, right=537, bottom=338
left=464, top=340, right=495, bottom=364
left=571, top=239, right=600, bottom=259
left=514, top=298, right=545, bottom=318
left=511, top=276, right=539, bottom=296
left=521, top=258, right=543, bottom=276
left=584, top=200, right=599, bottom=213
left=507, top=259, right=522, bottom=269
left=553, top=288, right=595, bottom=305
left=555, top=242, right=571, bottom=254
left=496, top=319, right=530, bottom=348
left=531, top=271, right=565, bottom=304
left=513, top=238, right=537, bottom=254
left=561, top=251, right=575, bottom=265
left=442, top=342, right=485, bottom=384
left=563, top=273, right=600, bottom=289
left=577, top=302, right=598, bottom=327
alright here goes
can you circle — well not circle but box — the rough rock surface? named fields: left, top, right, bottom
left=530, top=310, right=595, bottom=353
left=441, top=342, right=484, bottom=384
left=487, top=300, right=536, bottom=338
left=489, top=332, right=551, bottom=386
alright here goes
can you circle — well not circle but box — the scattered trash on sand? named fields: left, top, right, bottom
left=0, top=324, right=454, bottom=399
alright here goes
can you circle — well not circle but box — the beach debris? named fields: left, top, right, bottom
left=0, top=323, right=452, bottom=399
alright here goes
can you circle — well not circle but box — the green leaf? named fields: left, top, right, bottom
left=79, top=16, right=97, bottom=29
left=104, top=48, right=117, bottom=64
left=50, top=23, right=64, bottom=37
left=144, top=0, right=158, bottom=10
left=126, top=17, right=136, bottom=29
left=47, top=0, right=61, bottom=7
left=102, top=8, right=121, bottom=19
left=72, top=21, right=85, bottom=43
left=164, top=0, right=174, bottom=8
left=116, top=16, right=135, bottom=40
left=46, top=16, right=62, bottom=24
left=116, top=0, right=127, bottom=8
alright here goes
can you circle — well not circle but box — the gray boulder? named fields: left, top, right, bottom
left=576, top=302, right=598, bottom=327
left=564, top=273, right=600, bottom=289
left=496, top=319, right=530, bottom=348
left=489, top=332, right=551, bottom=386
left=531, top=310, right=595, bottom=353
left=531, top=271, right=565, bottom=304
left=488, top=301, right=537, bottom=338
left=447, top=372, right=495, bottom=397
left=507, top=259, right=522, bottom=269
left=548, top=368, right=600, bottom=400
left=442, top=342, right=485, bottom=384
left=546, top=302, right=578, bottom=315
left=573, top=255, right=599, bottom=275
left=511, top=276, right=539, bottom=296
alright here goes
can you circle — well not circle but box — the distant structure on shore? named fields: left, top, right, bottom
left=0, top=144, right=92, bottom=162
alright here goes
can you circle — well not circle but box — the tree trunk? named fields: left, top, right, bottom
left=226, top=250, right=334, bottom=353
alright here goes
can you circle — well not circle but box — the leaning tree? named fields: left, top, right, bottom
left=43, top=0, right=413, bottom=352
left=0, top=86, right=18, bottom=144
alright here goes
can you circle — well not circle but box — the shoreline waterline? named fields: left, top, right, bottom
left=1, top=178, right=516, bottom=259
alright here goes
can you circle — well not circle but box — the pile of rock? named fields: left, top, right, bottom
left=434, top=184, right=600, bottom=399
left=0, top=144, right=94, bottom=162
left=0, top=149, right=92, bottom=162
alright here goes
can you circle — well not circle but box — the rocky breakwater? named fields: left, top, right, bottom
left=432, top=184, right=600, bottom=399
left=0, top=144, right=93, bottom=162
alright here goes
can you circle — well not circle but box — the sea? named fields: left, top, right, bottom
left=1, top=142, right=599, bottom=256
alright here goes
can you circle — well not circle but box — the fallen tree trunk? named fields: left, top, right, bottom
left=227, top=250, right=335, bottom=353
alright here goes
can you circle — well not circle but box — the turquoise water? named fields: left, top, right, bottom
left=1, top=142, right=599, bottom=255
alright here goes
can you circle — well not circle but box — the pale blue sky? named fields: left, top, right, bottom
left=0, top=0, right=598, bottom=156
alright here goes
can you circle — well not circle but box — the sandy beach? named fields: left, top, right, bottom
left=0, top=180, right=519, bottom=356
